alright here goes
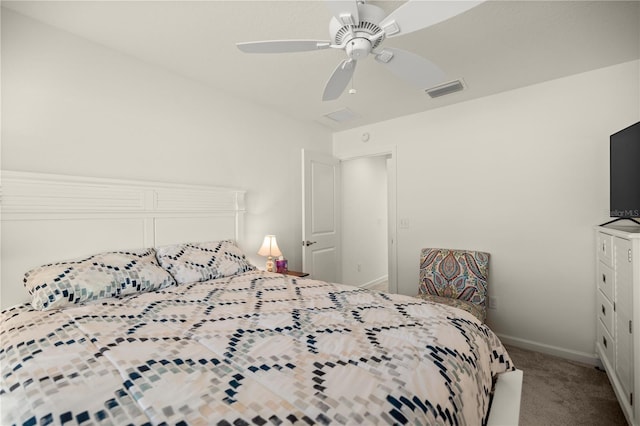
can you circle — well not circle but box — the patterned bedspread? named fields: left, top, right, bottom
left=1, top=271, right=514, bottom=425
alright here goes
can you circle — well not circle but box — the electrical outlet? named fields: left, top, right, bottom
left=399, top=218, right=410, bottom=229
left=488, top=297, right=498, bottom=310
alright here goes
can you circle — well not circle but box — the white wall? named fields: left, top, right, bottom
left=333, top=60, right=640, bottom=361
left=1, top=9, right=333, bottom=269
left=4, top=6, right=640, bottom=362
left=341, top=156, right=388, bottom=287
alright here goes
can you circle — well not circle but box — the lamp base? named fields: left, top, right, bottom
left=265, top=257, right=275, bottom=272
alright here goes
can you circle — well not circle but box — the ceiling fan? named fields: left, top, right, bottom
left=237, top=0, right=484, bottom=101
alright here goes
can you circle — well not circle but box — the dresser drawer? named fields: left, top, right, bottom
left=597, top=289, right=614, bottom=335
left=596, top=261, right=614, bottom=302
left=597, top=318, right=614, bottom=365
left=597, top=232, right=613, bottom=266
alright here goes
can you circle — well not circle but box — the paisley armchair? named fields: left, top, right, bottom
left=416, top=248, right=489, bottom=322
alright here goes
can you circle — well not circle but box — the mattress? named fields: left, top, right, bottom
left=1, top=270, right=514, bottom=425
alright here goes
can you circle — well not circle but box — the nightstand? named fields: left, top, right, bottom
left=283, top=270, right=309, bottom=278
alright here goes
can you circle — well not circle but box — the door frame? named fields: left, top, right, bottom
left=336, top=145, right=397, bottom=294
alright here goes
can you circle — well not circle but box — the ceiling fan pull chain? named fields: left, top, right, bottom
left=349, top=72, right=357, bottom=95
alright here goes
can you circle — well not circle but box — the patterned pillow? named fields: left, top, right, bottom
left=24, top=248, right=176, bottom=311
left=155, top=240, right=256, bottom=284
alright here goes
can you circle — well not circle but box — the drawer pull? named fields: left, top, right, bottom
left=603, top=336, right=607, bottom=348
left=602, top=305, right=606, bottom=316
left=602, top=274, right=606, bottom=284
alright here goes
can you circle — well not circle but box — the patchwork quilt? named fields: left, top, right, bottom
left=1, top=271, right=514, bottom=425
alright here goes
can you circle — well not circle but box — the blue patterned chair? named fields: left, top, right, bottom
left=416, top=248, right=489, bottom=322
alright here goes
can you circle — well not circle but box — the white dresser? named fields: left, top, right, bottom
left=595, top=224, right=640, bottom=426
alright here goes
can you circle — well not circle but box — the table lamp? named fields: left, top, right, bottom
left=258, top=235, right=282, bottom=272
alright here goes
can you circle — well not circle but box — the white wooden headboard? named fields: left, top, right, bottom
left=0, top=171, right=246, bottom=309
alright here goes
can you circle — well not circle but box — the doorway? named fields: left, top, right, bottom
left=338, top=147, right=397, bottom=294
left=302, top=147, right=397, bottom=293
left=341, top=155, right=389, bottom=291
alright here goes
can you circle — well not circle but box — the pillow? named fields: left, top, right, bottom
left=155, top=240, right=256, bottom=284
left=24, top=248, right=176, bottom=311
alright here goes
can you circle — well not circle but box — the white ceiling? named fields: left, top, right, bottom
left=3, top=0, right=639, bottom=130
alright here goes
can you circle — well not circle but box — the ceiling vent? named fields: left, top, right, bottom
left=425, top=79, right=465, bottom=98
left=324, top=107, right=359, bottom=123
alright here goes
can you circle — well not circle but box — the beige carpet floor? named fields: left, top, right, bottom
left=505, top=344, right=627, bottom=426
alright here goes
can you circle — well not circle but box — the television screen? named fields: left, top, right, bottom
left=610, top=121, right=640, bottom=218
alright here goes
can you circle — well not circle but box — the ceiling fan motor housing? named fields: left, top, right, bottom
left=329, top=3, right=386, bottom=50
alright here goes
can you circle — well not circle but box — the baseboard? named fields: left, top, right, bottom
left=361, top=275, right=389, bottom=289
left=497, top=333, right=603, bottom=368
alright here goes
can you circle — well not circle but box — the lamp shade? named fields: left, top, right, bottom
left=258, top=235, right=282, bottom=258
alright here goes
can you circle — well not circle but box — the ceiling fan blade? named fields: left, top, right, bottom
left=325, top=0, right=359, bottom=26
left=374, top=47, right=446, bottom=89
left=237, top=40, right=331, bottom=54
left=322, top=59, right=357, bottom=101
left=380, top=0, right=484, bottom=38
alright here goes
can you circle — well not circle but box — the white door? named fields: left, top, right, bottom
left=301, top=150, right=341, bottom=283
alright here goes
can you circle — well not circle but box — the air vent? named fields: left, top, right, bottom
left=324, top=108, right=358, bottom=123
left=425, top=79, right=465, bottom=98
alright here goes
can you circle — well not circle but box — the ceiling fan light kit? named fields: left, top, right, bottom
left=236, top=0, right=485, bottom=101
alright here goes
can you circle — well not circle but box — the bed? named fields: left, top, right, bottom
left=0, top=171, right=522, bottom=425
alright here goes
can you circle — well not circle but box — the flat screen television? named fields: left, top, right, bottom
left=610, top=121, right=640, bottom=220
